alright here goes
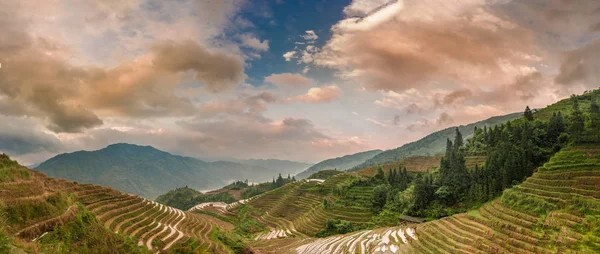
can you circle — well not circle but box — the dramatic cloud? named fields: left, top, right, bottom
left=264, top=73, right=314, bottom=87
left=0, top=116, right=64, bottom=156
left=151, top=40, right=246, bottom=92
left=289, top=86, right=342, bottom=103
left=0, top=0, right=246, bottom=132
left=315, top=0, right=537, bottom=92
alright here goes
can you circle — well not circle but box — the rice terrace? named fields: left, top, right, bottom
left=1, top=0, right=600, bottom=253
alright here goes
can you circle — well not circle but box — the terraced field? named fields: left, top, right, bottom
left=352, top=155, right=485, bottom=177
left=0, top=156, right=235, bottom=253
left=240, top=175, right=375, bottom=239
left=251, top=225, right=419, bottom=254
left=273, top=146, right=600, bottom=254
left=4, top=144, right=599, bottom=253
left=63, top=182, right=235, bottom=253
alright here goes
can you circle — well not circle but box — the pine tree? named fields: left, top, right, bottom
left=546, top=111, right=566, bottom=146
left=524, top=106, right=534, bottom=121
left=374, top=167, right=385, bottom=183
left=589, top=97, right=600, bottom=140
left=569, top=98, right=585, bottom=142
left=454, top=128, right=463, bottom=150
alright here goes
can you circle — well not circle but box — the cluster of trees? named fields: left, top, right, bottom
left=367, top=93, right=600, bottom=219
left=241, top=174, right=295, bottom=199
left=155, top=187, right=236, bottom=210
left=370, top=166, right=412, bottom=212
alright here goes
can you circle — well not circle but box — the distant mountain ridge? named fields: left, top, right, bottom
left=295, top=150, right=382, bottom=179
left=36, top=143, right=294, bottom=199
left=350, top=112, right=522, bottom=171
left=233, top=158, right=312, bottom=176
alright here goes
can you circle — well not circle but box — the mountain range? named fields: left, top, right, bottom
left=295, top=149, right=382, bottom=179
left=36, top=143, right=309, bottom=199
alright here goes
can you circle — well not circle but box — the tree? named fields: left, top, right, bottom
left=454, top=128, right=463, bottom=150
left=372, top=185, right=390, bottom=212
left=589, top=97, right=600, bottom=140
left=374, top=167, right=385, bottom=183
left=524, top=106, right=534, bottom=121
left=569, top=99, right=585, bottom=142
left=547, top=112, right=566, bottom=143
left=411, top=174, right=434, bottom=215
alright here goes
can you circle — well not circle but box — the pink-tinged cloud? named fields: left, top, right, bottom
left=289, top=86, right=342, bottom=103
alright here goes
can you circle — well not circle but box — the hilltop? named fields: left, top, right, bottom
left=295, top=150, right=382, bottom=179
left=350, top=112, right=521, bottom=171
left=36, top=143, right=288, bottom=199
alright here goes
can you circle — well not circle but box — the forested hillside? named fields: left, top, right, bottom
left=295, top=150, right=382, bottom=179
left=36, top=143, right=290, bottom=199
left=351, top=112, right=521, bottom=171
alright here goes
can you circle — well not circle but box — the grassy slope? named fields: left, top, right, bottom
left=351, top=112, right=521, bottom=171
left=259, top=146, right=600, bottom=254
left=0, top=154, right=237, bottom=253
left=403, top=145, right=600, bottom=253
left=306, top=170, right=343, bottom=180
left=242, top=173, right=374, bottom=238
left=350, top=154, right=486, bottom=177
left=295, top=150, right=382, bottom=179
left=0, top=154, right=150, bottom=253
left=155, top=186, right=236, bottom=210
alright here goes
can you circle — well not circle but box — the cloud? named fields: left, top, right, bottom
left=289, top=86, right=342, bottom=103
left=264, top=73, right=314, bottom=87
left=440, top=89, right=473, bottom=106
left=301, top=30, right=319, bottom=41
left=0, top=0, right=248, bottom=133
left=151, top=40, right=245, bottom=92
left=435, top=112, right=453, bottom=126
left=176, top=115, right=367, bottom=162
left=314, top=0, right=537, bottom=92
left=0, top=116, right=64, bottom=156
left=198, top=91, right=279, bottom=118
left=283, top=51, right=297, bottom=61
left=554, top=40, right=600, bottom=89
left=239, top=34, right=270, bottom=51
left=343, top=0, right=391, bottom=17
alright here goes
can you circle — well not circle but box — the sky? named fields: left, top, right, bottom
left=0, top=0, right=599, bottom=165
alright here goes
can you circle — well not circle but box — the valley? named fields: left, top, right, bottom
left=1, top=90, right=599, bottom=254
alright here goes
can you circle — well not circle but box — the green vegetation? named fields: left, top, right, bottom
left=295, top=149, right=382, bottom=179
left=155, top=186, right=236, bottom=210
left=0, top=202, right=10, bottom=253
left=351, top=112, right=522, bottom=171
left=306, top=169, right=342, bottom=180
left=0, top=90, right=599, bottom=253
left=211, top=228, right=252, bottom=254
left=240, top=174, right=295, bottom=199
left=38, top=204, right=150, bottom=253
